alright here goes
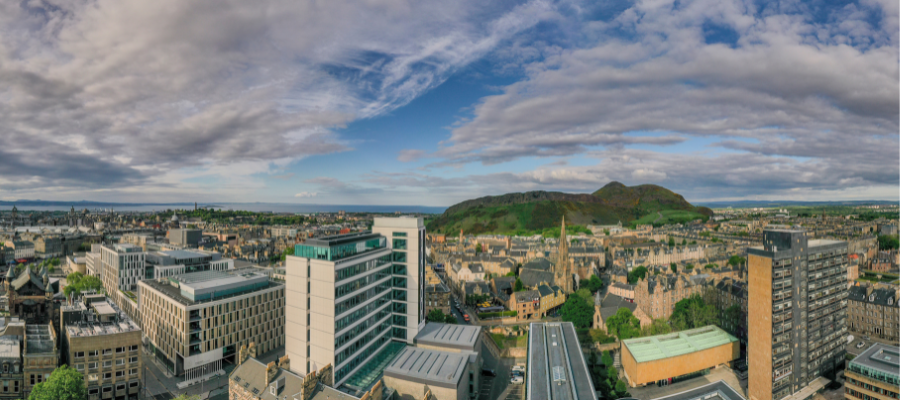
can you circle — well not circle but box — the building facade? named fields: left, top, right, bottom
left=138, top=270, right=284, bottom=380
left=748, top=229, right=848, bottom=400
left=847, top=285, right=899, bottom=343
left=23, top=324, right=57, bottom=399
left=284, top=217, right=425, bottom=388
left=844, top=344, right=898, bottom=400
left=60, top=297, right=142, bottom=400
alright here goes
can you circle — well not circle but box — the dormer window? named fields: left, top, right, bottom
left=869, top=294, right=875, bottom=302
left=889, top=297, right=894, bottom=305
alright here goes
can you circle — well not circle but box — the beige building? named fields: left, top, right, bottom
left=60, top=297, right=142, bottom=400
left=23, top=324, right=57, bottom=399
left=138, top=270, right=284, bottom=382
left=621, top=325, right=739, bottom=387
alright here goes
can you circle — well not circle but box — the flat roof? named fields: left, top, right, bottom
left=527, top=322, right=597, bottom=400
left=141, top=272, right=281, bottom=307
left=158, top=249, right=210, bottom=259
left=650, top=380, right=746, bottom=400
left=623, top=325, right=737, bottom=363
left=851, top=343, right=900, bottom=378
left=384, top=347, right=467, bottom=388
left=808, top=239, right=845, bottom=247
left=414, top=323, right=480, bottom=351
left=173, top=270, right=266, bottom=291
left=0, top=336, right=20, bottom=358
left=302, top=232, right=381, bottom=248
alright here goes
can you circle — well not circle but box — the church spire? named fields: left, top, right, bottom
left=558, top=215, right=571, bottom=292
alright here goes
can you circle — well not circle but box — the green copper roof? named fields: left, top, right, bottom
left=623, top=325, right=737, bottom=363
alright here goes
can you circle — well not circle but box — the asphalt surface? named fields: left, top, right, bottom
left=480, top=339, right=514, bottom=400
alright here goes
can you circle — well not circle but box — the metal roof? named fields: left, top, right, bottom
left=414, top=322, right=480, bottom=351
left=850, top=343, right=900, bottom=378
left=384, top=347, right=467, bottom=388
left=650, top=380, right=746, bottom=400
left=622, top=325, right=737, bottom=363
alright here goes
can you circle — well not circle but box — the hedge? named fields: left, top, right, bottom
left=478, top=311, right=517, bottom=319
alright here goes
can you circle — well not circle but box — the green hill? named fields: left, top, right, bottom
left=428, top=182, right=712, bottom=235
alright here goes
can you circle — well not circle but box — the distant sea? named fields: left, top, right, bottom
left=0, top=201, right=446, bottom=214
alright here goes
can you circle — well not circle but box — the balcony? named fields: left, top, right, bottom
left=189, top=322, right=202, bottom=332
left=189, top=334, right=202, bottom=345
left=188, top=345, right=202, bottom=356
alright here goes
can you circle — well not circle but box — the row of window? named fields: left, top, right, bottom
left=73, top=346, right=138, bottom=358
left=87, top=381, right=139, bottom=395
left=75, top=357, right=138, bottom=370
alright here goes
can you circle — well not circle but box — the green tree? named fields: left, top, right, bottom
left=28, top=365, right=86, bottom=400
left=50, top=258, right=60, bottom=266
left=615, top=379, right=630, bottom=398
left=644, top=318, right=672, bottom=336
left=727, top=255, right=746, bottom=267
left=504, top=271, right=516, bottom=277
left=704, top=263, right=717, bottom=269
left=280, top=247, right=295, bottom=261
left=607, top=366, right=618, bottom=381
left=559, top=295, right=594, bottom=328
left=627, top=266, right=647, bottom=284
left=670, top=294, right=718, bottom=331
left=475, top=243, right=482, bottom=254
left=605, top=308, right=641, bottom=340
left=681, top=239, right=687, bottom=245
left=444, top=314, right=458, bottom=324
left=601, top=351, right=614, bottom=367
left=514, top=278, right=524, bottom=292
left=685, top=263, right=694, bottom=271
left=583, top=275, right=603, bottom=292
left=63, top=272, right=105, bottom=297
left=668, top=237, right=675, bottom=247
left=575, top=288, right=593, bottom=305
left=878, top=235, right=899, bottom=250
left=427, top=309, right=448, bottom=323
left=670, top=263, right=677, bottom=274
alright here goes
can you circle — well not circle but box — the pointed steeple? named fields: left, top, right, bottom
left=558, top=215, right=571, bottom=293
left=6, top=265, right=15, bottom=280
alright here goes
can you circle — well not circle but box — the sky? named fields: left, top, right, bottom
left=0, top=0, right=897, bottom=207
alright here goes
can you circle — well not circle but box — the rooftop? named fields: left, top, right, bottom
left=384, top=347, right=467, bottom=388
left=527, top=322, right=596, bottom=400
left=0, top=335, right=20, bottom=359
left=157, top=249, right=211, bottom=259
left=141, top=271, right=281, bottom=306
left=850, top=343, right=900, bottom=379
left=65, top=301, right=141, bottom=338
left=414, top=323, right=480, bottom=351
left=649, top=380, right=746, bottom=400
left=302, top=232, right=382, bottom=248
left=25, top=325, right=55, bottom=354
left=622, top=325, right=737, bottom=363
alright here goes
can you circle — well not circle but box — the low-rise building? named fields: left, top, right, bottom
left=6, top=241, right=34, bottom=260
left=621, top=325, right=739, bottom=387
left=23, top=324, right=57, bottom=399
left=510, top=290, right=540, bottom=320
left=425, top=283, right=451, bottom=316
left=0, top=335, right=23, bottom=400
left=60, top=297, right=142, bottom=400
left=536, top=284, right=564, bottom=317
left=844, top=343, right=898, bottom=400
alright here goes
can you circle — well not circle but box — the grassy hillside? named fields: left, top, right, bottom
left=428, top=182, right=711, bottom=235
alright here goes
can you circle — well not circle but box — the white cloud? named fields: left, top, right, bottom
left=294, top=192, right=318, bottom=198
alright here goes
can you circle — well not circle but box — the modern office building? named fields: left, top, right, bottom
left=526, top=322, right=597, bottom=400
left=138, top=271, right=284, bottom=381
left=844, top=343, right=899, bottom=400
left=748, top=228, right=848, bottom=400
left=168, top=229, right=202, bottom=247
left=284, top=217, right=425, bottom=388
left=60, top=297, right=142, bottom=400
left=99, top=244, right=146, bottom=293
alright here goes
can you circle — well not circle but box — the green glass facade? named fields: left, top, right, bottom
left=295, top=237, right=385, bottom=261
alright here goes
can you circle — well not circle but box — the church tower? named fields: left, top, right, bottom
left=557, top=216, right=572, bottom=293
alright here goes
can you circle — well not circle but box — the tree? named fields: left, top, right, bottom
left=615, top=379, right=630, bottom=398
left=601, top=351, right=614, bottom=367
left=50, top=258, right=60, bottom=266
left=878, top=235, right=899, bottom=250
left=475, top=243, right=482, bottom=254
left=605, top=308, right=641, bottom=340
left=280, top=247, right=294, bottom=261
left=643, top=318, right=672, bottom=336
left=560, top=295, right=593, bottom=328
left=582, top=275, right=603, bottom=293
left=514, top=278, right=524, bottom=292
left=704, top=263, right=717, bottom=269
left=172, top=395, right=201, bottom=400
left=627, top=266, right=647, bottom=284
left=670, top=263, right=677, bottom=274
left=681, top=239, right=687, bottom=245
left=607, top=365, right=618, bottom=381
left=727, top=255, right=746, bottom=267
left=668, top=237, right=675, bottom=247
left=575, top=288, right=593, bottom=305
left=685, top=263, right=694, bottom=271
left=444, top=314, right=458, bottom=324
left=28, top=365, right=86, bottom=400
left=427, top=309, right=447, bottom=323
left=670, top=294, right=718, bottom=331
left=504, top=271, right=516, bottom=277
left=604, top=229, right=610, bottom=236
left=63, top=272, right=105, bottom=297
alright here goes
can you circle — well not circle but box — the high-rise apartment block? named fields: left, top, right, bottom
left=138, top=271, right=284, bottom=380
left=284, top=217, right=424, bottom=388
left=748, top=228, right=848, bottom=400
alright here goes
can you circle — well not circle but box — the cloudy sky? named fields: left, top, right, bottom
left=1, top=0, right=897, bottom=206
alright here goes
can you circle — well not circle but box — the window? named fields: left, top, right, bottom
left=76, top=364, right=84, bottom=371
left=129, top=381, right=139, bottom=387
left=75, top=351, right=85, bottom=358
left=88, top=350, right=98, bottom=356
left=115, top=371, right=124, bottom=377
left=116, top=383, right=125, bottom=390
left=89, top=388, right=100, bottom=395
left=129, top=345, right=138, bottom=351
left=103, top=387, right=112, bottom=393
left=103, top=349, right=112, bottom=355
left=30, top=375, right=34, bottom=385
left=88, top=362, right=97, bottom=369
left=103, top=361, right=112, bottom=368
left=104, top=372, right=112, bottom=379
left=116, top=347, right=125, bottom=353
left=129, top=368, right=138, bottom=375
left=116, top=359, right=125, bottom=366
left=129, top=357, right=138, bottom=363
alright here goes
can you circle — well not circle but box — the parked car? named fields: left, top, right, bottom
left=857, top=341, right=866, bottom=349
left=481, top=369, right=496, bottom=377
left=512, top=365, right=526, bottom=375
left=510, top=376, right=524, bottom=385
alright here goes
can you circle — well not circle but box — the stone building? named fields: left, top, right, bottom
left=23, top=324, right=57, bottom=399
left=510, top=290, right=540, bottom=321
left=425, top=283, right=451, bottom=316
left=633, top=273, right=713, bottom=321
left=0, top=334, right=23, bottom=399
left=4, top=267, right=59, bottom=327
left=847, top=284, right=899, bottom=343
left=60, top=296, right=142, bottom=400
left=536, top=284, right=564, bottom=317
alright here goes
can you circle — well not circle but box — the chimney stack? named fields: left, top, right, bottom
left=265, top=361, right=277, bottom=385
left=277, top=355, right=290, bottom=371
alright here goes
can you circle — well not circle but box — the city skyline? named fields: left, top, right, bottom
left=1, top=0, right=897, bottom=206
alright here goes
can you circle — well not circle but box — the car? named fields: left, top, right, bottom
left=481, top=369, right=496, bottom=377
left=512, top=365, right=526, bottom=374
left=510, top=376, right=524, bottom=384
left=857, top=341, right=866, bottom=349
left=512, top=370, right=524, bottom=378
